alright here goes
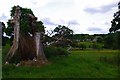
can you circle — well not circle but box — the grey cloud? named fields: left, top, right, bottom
left=104, top=22, right=110, bottom=25
left=0, top=14, right=8, bottom=21
left=87, top=27, right=102, bottom=32
left=31, top=2, right=37, bottom=5
left=84, top=3, right=117, bottom=14
left=84, top=8, right=99, bottom=14
left=41, top=18, right=58, bottom=26
left=41, top=18, right=80, bottom=26
left=45, top=0, right=73, bottom=9
left=68, top=20, right=80, bottom=25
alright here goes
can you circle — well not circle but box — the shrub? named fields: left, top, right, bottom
left=44, top=46, right=70, bottom=58
left=79, top=43, right=86, bottom=50
left=92, top=43, right=103, bottom=50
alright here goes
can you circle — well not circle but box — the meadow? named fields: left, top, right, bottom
left=2, top=49, right=119, bottom=78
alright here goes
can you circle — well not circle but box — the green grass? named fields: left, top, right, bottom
left=79, top=41, right=94, bottom=47
left=2, top=50, right=119, bottom=78
left=2, top=44, right=11, bottom=61
left=0, top=47, right=2, bottom=63
left=79, top=41, right=104, bottom=48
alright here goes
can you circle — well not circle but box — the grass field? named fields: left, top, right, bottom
left=2, top=50, right=119, bottom=78
left=78, top=41, right=104, bottom=49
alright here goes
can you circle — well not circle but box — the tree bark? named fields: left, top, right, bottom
left=35, top=32, right=47, bottom=63
left=5, top=6, right=20, bottom=62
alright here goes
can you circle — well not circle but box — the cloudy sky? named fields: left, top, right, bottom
left=0, top=0, right=119, bottom=34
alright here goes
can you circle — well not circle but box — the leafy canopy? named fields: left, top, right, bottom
left=5, top=6, right=45, bottom=37
left=109, top=2, right=120, bottom=33
left=53, top=25, right=73, bottom=38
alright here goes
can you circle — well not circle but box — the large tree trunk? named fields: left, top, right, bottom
left=5, top=6, right=20, bottom=62
left=35, top=32, right=47, bottom=63
left=18, top=33, right=36, bottom=61
left=5, top=6, right=48, bottom=65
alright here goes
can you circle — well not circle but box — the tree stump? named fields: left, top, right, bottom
left=5, top=5, right=48, bottom=66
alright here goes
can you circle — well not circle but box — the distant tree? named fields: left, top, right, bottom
left=109, top=2, right=120, bottom=33
left=72, top=34, right=81, bottom=41
left=96, top=37, right=104, bottom=43
left=51, top=25, right=73, bottom=47
left=1, top=22, right=5, bottom=46
left=79, top=43, right=86, bottom=50
left=53, top=25, right=73, bottom=38
left=0, top=22, right=9, bottom=46
left=109, top=1, right=120, bottom=49
left=103, top=34, right=115, bottom=49
left=92, top=43, right=102, bottom=50
left=114, top=32, right=120, bottom=49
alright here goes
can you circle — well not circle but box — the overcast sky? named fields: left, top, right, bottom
left=0, top=0, right=119, bottom=34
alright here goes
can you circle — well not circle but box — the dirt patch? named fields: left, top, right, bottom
left=19, top=60, right=49, bottom=67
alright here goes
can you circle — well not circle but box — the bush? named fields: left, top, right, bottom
left=92, top=43, right=103, bottom=50
left=79, top=43, right=86, bottom=50
left=44, top=46, right=70, bottom=58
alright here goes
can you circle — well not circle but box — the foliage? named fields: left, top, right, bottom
left=103, top=32, right=120, bottom=50
left=49, top=25, right=73, bottom=47
left=2, top=36, right=9, bottom=46
left=1, top=22, right=8, bottom=46
left=109, top=2, right=120, bottom=33
left=79, top=43, right=86, bottom=50
left=115, top=32, right=120, bottom=49
left=72, top=34, right=94, bottom=42
left=52, top=38, right=72, bottom=47
left=44, top=46, right=69, bottom=58
left=91, top=43, right=103, bottom=50
left=5, top=6, right=45, bottom=37
left=53, top=25, right=73, bottom=38
left=70, top=40, right=79, bottom=48
left=96, top=36, right=104, bottom=43
left=78, top=42, right=93, bottom=48
left=108, top=1, right=120, bottom=49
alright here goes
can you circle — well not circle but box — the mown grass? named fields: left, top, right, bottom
left=2, top=50, right=119, bottom=78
